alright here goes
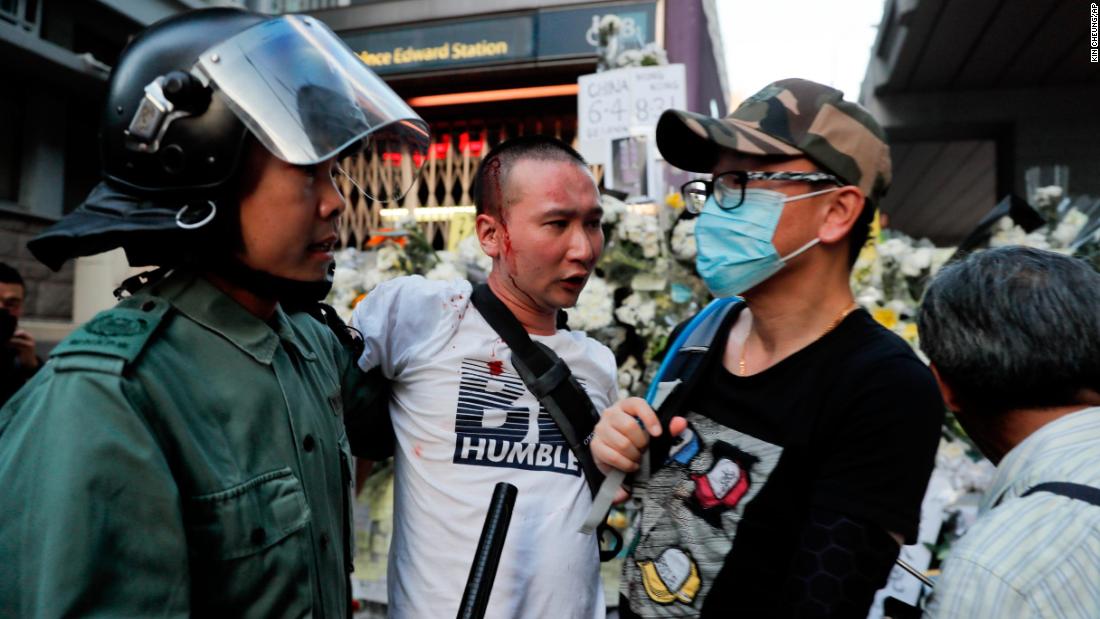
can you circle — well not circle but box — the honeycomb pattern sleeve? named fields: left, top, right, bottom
left=784, top=507, right=900, bottom=618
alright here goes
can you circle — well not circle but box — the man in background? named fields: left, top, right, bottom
left=0, top=262, right=39, bottom=405
left=919, top=246, right=1100, bottom=618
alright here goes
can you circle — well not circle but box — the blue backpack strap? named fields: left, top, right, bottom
left=1022, top=482, right=1100, bottom=506
left=646, top=297, right=741, bottom=407
left=644, top=298, right=742, bottom=468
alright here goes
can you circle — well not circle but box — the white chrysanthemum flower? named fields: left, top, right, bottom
left=991, top=217, right=1055, bottom=249
left=855, top=286, right=883, bottom=308
left=615, top=293, right=656, bottom=327
left=395, top=212, right=418, bottom=232
left=934, top=439, right=995, bottom=494
left=433, top=250, right=466, bottom=273
left=640, top=42, right=669, bottom=65
left=876, top=238, right=909, bottom=260
left=670, top=218, right=697, bottom=260
left=1033, top=185, right=1064, bottom=209
left=1022, top=230, right=1051, bottom=250
left=598, top=14, right=623, bottom=33
left=456, top=233, right=493, bottom=279
left=886, top=299, right=912, bottom=318
left=565, top=276, right=615, bottom=331
left=614, top=296, right=638, bottom=326
left=989, top=219, right=1027, bottom=247
left=954, top=459, right=996, bottom=493
left=333, top=247, right=362, bottom=268
left=375, top=244, right=402, bottom=272
left=1051, top=208, right=1089, bottom=247
left=425, top=259, right=464, bottom=282
left=615, top=49, right=644, bottom=67
left=900, top=247, right=933, bottom=277
left=362, top=267, right=400, bottom=293
left=616, top=213, right=637, bottom=243
left=936, top=439, right=967, bottom=467
left=330, top=292, right=356, bottom=322
left=332, top=266, right=360, bottom=292
left=617, top=356, right=641, bottom=393
left=930, top=248, right=954, bottom=273
left=641, top=230, right=660, bottom=258
left=600, top=194, right=627, bottom=226
left=618, top=211, right=661, bottom=257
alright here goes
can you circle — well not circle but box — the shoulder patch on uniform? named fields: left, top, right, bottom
left=49, top=297, right=170, bottom=372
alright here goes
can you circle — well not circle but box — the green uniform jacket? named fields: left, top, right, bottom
left=0, top=271, right=381, bottom=618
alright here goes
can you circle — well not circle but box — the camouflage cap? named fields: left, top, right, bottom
left=656, top=78, right=891, bottom=205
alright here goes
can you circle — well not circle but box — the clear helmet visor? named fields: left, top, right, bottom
left=194, top=14, right=429, bottom=202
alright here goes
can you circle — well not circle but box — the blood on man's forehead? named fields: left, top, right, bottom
left=479, top=156, right=507, bottom=216
left=480, top=152, right=596, bottom=209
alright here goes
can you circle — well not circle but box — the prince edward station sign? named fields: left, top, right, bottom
left=362, top=41, right=513, bottom=67
left=341, top=1, right=658, bottom=75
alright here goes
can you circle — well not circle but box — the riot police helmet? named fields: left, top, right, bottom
left=29, top=7, right=429, bottom=274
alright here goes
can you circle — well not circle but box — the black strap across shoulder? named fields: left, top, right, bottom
left=470, top=285, right=622, bottom=562
left=1022, top=482, right=1100, bottom=506
left=470, top=284, right=605, bottom=496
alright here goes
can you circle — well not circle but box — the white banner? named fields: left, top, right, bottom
left=577, top=64, right=687, bottom=166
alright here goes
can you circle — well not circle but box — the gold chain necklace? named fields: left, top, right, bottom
left=738, top=303, right=859, bottom=376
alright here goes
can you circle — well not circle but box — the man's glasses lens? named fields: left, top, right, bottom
left=680, top=171, right=841, bottom=214
left=682, top=181, right=709, bottom=214
left=713, top=173, right=746, bottom=209
left=680, top=173, right=746, bottom=213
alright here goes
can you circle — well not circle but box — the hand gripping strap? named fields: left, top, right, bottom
left=583, top=298, right=742, bottom=535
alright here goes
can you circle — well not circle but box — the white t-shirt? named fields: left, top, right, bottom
left=351, top=276, right=618, bottom=619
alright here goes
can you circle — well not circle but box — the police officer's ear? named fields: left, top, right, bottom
left=818, top=185, right=865, bottom=247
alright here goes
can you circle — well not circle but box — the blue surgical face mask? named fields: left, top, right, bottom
left=694, top=187, right=837, bottom=298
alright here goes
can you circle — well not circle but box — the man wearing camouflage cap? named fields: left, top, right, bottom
left=592, top=79, right=944, bottom=617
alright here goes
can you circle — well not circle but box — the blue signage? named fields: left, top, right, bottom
left=538, top=2, right=656, bottom=59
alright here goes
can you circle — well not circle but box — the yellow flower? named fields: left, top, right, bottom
left=856, top=242, right=877, bottom=266
left=872, top=307, right=899, bottom=330
left=901, top=322, right=919, bottom=343
left=665, top=191, right=685, bottom=210
left=606, top=510, right=628, bottom=530
left=351, top=291, right=368, bottom=308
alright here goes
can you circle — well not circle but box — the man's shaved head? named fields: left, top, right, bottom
left=472, top=135, right=592, bottom=220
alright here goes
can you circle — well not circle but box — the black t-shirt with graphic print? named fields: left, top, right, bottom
left=619, top=306, right=944, bottom=618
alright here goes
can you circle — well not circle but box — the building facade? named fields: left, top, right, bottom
left=0, top=0, right=219, bottom=344
left=860, top=0, right=1100, bottom=245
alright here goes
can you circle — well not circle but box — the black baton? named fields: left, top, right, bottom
left=456, top=482, right=518, bottom=619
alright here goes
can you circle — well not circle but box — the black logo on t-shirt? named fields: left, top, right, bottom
left=452, top=358, right=581, bottom=476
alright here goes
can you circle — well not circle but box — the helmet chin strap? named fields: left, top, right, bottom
left=212, top=257, right=334, bottom=310
left=173, top=195, right=336, bottom=309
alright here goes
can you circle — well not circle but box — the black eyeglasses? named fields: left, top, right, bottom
left=680, top=171, right=842, bottom=213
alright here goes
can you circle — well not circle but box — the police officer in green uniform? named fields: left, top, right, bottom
left=0, top=8, right=428, bottom=617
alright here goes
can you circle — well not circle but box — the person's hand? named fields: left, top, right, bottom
left=592, top=397, right=687, bottom=503
left=592, top=397, right=687, bottom=497
left=9, top=329, right=38, bottom=370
